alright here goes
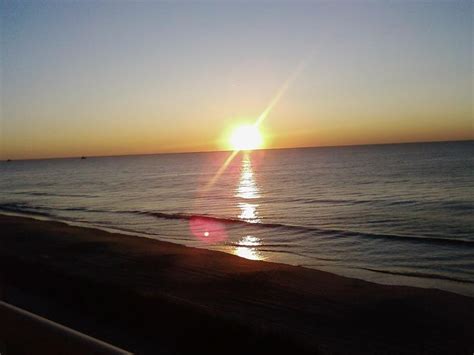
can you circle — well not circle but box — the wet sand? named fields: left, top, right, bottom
left=0, top=214, right=473, bottom=354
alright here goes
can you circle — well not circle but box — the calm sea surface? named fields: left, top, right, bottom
left=1, top=141, right=473, bottom=296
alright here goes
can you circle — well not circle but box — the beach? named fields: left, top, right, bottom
left=1, top=214, right=472, bottom=354
left=2, top=143, right=473, bottom=297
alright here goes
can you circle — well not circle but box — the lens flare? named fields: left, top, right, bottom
left=189, top=216, right=227, bottom=244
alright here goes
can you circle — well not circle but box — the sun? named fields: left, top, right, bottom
left=229, top=125, right=263, bottom=151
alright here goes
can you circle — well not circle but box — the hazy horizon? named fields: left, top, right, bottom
left=1, top=0, right=472, bottom=160
left=1, top=138, right=471, bottom=161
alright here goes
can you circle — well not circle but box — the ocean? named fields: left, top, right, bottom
left=1, top=141, right=473, bottom=296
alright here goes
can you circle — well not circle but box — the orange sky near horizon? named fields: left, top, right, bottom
left=1, top=1, right=472, bottom=160
left=2, top=121, right=472, bottom=160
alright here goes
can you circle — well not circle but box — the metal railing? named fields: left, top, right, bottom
left=0, top=300, right=131, bottom=354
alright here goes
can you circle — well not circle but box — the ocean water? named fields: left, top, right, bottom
left=1, top=141, right=473, bottom=296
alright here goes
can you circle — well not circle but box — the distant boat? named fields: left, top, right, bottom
left=6, top=159, right=12, bottom=162
left=80, top=156, right=87, bottom=160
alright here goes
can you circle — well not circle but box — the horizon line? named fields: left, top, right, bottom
left=2, top=138, right=473, bottom=162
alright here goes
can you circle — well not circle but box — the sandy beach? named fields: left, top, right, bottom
left=0, top=214, right=473, bottom=354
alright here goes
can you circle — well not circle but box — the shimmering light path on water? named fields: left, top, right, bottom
left=1, top=141, right=473, bottom=296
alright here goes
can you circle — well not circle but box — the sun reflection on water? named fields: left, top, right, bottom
left=236, top=156, right=260, bottom=199
left=233, top=153, right=264, bottom=260
left=234, top=235, right=264, bottom=260
left=238, top=202, right=260, bottom=223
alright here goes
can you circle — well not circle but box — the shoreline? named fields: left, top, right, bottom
left=2, top=210, right=472, bottom=298
left=1, top=214, right=473, bottom=354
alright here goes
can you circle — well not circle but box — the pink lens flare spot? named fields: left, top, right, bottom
left=189, top=216, right=227, bottom=244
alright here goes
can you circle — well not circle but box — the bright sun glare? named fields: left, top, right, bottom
left=230, top=125, right=263, bottom=151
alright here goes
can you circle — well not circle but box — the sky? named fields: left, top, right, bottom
left=1, top=0, right=472, bottom=159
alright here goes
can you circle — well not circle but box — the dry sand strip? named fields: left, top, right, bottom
left=0, top=214, right=473, bottom=355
